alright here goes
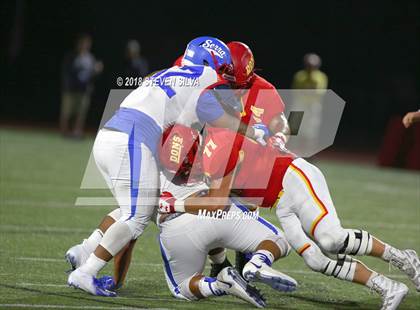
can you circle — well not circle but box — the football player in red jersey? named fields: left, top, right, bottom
left=175, top=41, right=289, bottom=141
left=212, top=41, right=290, bottom=273
left=158, top=124, right=419, bottom=310
left=174, top=42, right=290, bottom=275
left=227, top=41, right=288, bottom=136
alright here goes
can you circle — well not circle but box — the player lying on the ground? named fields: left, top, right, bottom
left=157, top=124, right=420, bottom=310
left=67, top=36, right=273, bottom=296
left=157, top=183, right=296, bottom=308
left=104, top=169, right=296, bottom=307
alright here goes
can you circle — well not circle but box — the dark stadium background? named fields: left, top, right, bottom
left=1, top=0, right=418, bottom=149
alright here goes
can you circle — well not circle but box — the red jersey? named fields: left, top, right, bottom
left=240, top=74, right=285, bottom=127
left=202, top=128, right=295, bottom=208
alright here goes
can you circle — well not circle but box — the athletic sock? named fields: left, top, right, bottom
left=365, top=271, right=380, bottom=289
left=78, top=253, right=107, bottom=276
left=81, top=229, right=103, bottom=254
left=198, top=277, right=228, bottom=297
left=209, top=249, right=227, bottom=264
left=250, top=250, right=275, bottom=266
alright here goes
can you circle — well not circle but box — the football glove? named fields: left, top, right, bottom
left=252, top=123, right=269, bottom=146
left=159, top=191, right=185, bottom=213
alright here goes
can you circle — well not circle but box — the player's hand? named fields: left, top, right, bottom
left=159, top=191, right=177, bottom=213
left=268, top=132, right=288, bottom=152
left=402, top=111, right=420, bottom=128
left=253, top=123, right=269, bottom=146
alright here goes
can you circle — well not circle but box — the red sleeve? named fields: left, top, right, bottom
left=202, top=129, right=243, bottom=179
left=253, top=76, right=285, bottom=123
left=241, top=75, right=285, bottom=126
left=173, top=55, right=183, bottom=66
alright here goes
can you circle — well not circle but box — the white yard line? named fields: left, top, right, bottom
left=15, top=257, right=64, bottom=263
left=18, top=282, right=68, bottom=288
left=0, top=304, right=167, bottom=310
left=1, top=225, right=91, bottom=234
left=14, top=256, right=163, bottom=268
left=75, top=197, right=118, bottom=206
left=1, top=199, right=113, bottom=209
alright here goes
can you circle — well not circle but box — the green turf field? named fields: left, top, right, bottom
left=0, top=128, right=419, bottom=309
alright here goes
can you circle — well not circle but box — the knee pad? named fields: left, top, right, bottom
left=107, top=208, right=121, bottom=221
left=339, top=229, right=373, bottom=256
left=122, top=206, right=155, bottom=239
left=302, top=246, right=357, bottom=282
left=266, top=234, right=291, bottom=258
left=323, top=254, right=357, bottom=281
left=178, top=276, right=199, bottom=301
left=301, top=245, right=330, bottom=272
left=317, top=226, right=347, bottom=254
left=99, top=221, right=133, bottom=256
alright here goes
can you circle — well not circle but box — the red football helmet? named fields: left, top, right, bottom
left=173, top=55, right=183, bottom=66
left=227, top=41, right=255, bottom=87
left=159, top=124, right=202, bottom=184
left=174, top=54, right=234, bottom=81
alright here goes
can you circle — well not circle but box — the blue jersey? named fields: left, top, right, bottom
left=105, top=65, right=226, bottom=155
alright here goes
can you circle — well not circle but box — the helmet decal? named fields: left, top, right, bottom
left=200, top=39, right=228, bottom=58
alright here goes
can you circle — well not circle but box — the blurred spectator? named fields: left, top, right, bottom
left=60, top=34, right=103, bottom=138
left=291, top=53, right=328, bottom=156
left=292, top=53, right=328, bottom=89
left=124, top=40, right=149, bottom=78
left=402, top=110, right=420, bottom=128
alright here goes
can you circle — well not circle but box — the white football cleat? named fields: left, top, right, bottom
left=68, top=269, right=116, bottom=297
left=370, top=275, right=408, bottom=310
left=392, top=249, right=420, bottom=291
left=217, top=267, right=266, bottom=308
left=65, top=244, right=89, bottom=271
left=243, top=260, right=297, bottom=292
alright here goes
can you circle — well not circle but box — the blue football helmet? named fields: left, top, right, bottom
left=183, top=36, right=232, bottom=71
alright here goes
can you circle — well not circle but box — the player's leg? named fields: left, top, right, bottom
left=66, top=128, right=125, bottom=270
left=159, top=215, right=265, bottom=307
left=336, top=229, right=420, bottom=291
left=65, top=208, right=120, bottom=270
left=208, top=248, right=232, bottom=277
left=219, top=203, right=296, bottom=292
left=278, top=211, right=408, bottom=310
left=289, top=158, right=420, bottom=291
left=232, top=201, right=285, bottom=275
left=68, top=131, right=158, bottom=296
left=87, top=142, right=158, bottom=271
left=186, top=267, right=266, bottom=308
left=280, top=159, right=410, bottom=308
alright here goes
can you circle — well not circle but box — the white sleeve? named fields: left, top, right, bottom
left=160, top=173, right=208, bottom=200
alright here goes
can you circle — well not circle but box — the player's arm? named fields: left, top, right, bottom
left=402, top=110, right=420, bottom=128
left=197, top=90, right=267, bottom=143
left=159, top=170, right=235, bottom=214
left=113, top=239, right=137, bottom=289
left=269, top=112, right=290, bottom=139
left=210, top=112, right=264, bottom=142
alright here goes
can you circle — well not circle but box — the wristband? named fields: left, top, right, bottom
left=174, top=199, right=185, bottom=212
